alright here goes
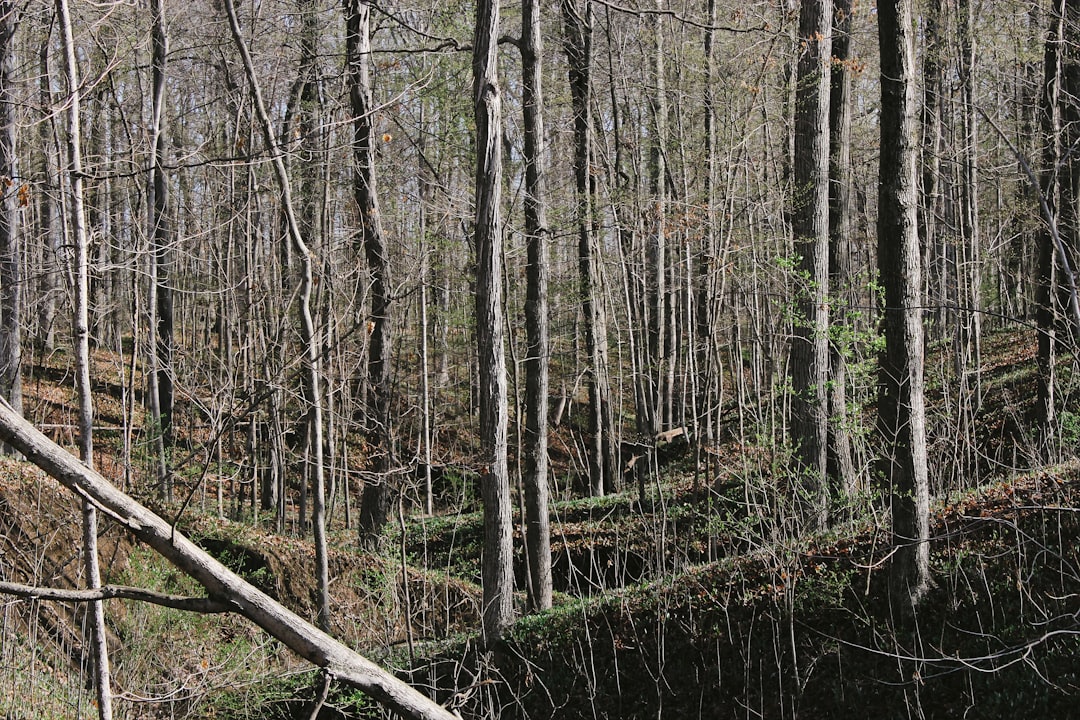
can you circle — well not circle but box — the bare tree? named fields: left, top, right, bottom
left=877, top=0, right=931, bottom=608
left=562, top=0, right=617, bottom=496
left=55, top=0, right=113, bottom=714
left=473, top=0, right=514, bottom=642
left=522, top=0, right=552, bottom=610
left=789, top=0, right=831, bottom=528
left=347, top=0, right=395, bottom=549
left=222, top=0, right=330, bottom=631
left=0, top=0, right=19, bottom=421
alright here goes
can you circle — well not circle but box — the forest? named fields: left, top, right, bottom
left=0, top=0, right=1078, bottom=717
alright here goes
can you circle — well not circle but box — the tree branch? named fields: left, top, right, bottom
left=0, top=580, right=235, bottom=613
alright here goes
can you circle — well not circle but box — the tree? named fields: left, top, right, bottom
left=473, top=0, right=514, bottom=643
left=55, top=0, right=113, bottom=714
left=347, top=0, right=395, bottom=549
left=789, top=0, right=831, bottom=528
left=827, top=0, right=856, bottom=496
left=222, top=0, right=330, bottom=631
left=147, top=0, right=173, bottom=500
left=521, top=0, right=552, bottom=610
left=877, top=0, right=931, bottom=608
left=0, top=397, right=457, bottom=720
left=0, top=0, right=20, bottom=421
left=562, top=0, right=618, bottom=496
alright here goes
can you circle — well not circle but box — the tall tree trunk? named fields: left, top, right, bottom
left=0, top=0, right=19, bottom=421
left=521, top=0, right=552, bottom=611
left=148, top=0, right=173, bottom=500
left=473, top=0, right=513, bottom=643
left=562, top=0, right=616, bottom=496
left=919, top=0, right=944, bottom=337
left=877, top=0, right=931, bottom=609
left=789, top=0, right=831, bottom=529
left=958, top=0, right=982, bottom=400
left=827, top=0, right=856, bottom=496
left=347, top=0, right=394, bottom=550
left=55, top=0, right=113, bottom=714
left=647, top=0, right=668, bottom=436
left=222, top=0, right=329, bottom=632
left=1038, top=0, right=1065, bottom=452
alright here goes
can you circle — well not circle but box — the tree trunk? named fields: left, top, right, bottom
left=0, top=398, right=457, bottom=720
left=347, top=0, right=395, bottom=550
left=521, top=0, right=552, bottom=611
left=1038, top=0, right=1065, bottom=452
left=562, top=0, right=617, bottom=497
left=789, top=0, right=831, bottom=528
left=0, top=0, right=19, bottom=422
left=222, top=0, right=329, bottom=632
left=148, top=0, right=173, bottom=500
left=473, top=0, right=514, bottom=643
left=55, top=0, right=113, bottom=714
left=877, top=0, right=931, bottom=609
left=827, top=0, right=856, bottom=496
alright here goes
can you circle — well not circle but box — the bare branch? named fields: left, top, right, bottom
left=0, top=580, right=234, bottom=614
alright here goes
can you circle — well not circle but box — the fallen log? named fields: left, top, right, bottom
left=0, top=398, right=456, bottom=720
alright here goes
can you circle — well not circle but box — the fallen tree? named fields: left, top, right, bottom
left=0, top=398, right=457, bottom=720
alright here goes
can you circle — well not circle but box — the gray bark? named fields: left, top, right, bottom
left=222, top=0, right=329, bottom=632
left=473, top=0, right=514, bottom=643
left=0, top=398, right=457, bottom=720
left=347, top=0, right=395, bottom=549
left=877, top=0, right=931, bottom=609
left=0, top=0, right=20, bottom=419
left=55, top=0, right=113, bottom=714
left=522, top=0, right=552, bottom=611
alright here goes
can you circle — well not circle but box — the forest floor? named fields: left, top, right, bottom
left=1, top=328, right=1079, bottom=719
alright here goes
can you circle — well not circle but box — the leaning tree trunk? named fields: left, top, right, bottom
left=473, top=0, right=514, bottom=643
left=521, top=0, right=552, bottom=611
left=877, top=0, right=931, bottom=609
left=55, top=0, right=113, bottom=715
left=0, top=398, right=457, bottom=720
left=789, top=0, right=831, bottom=529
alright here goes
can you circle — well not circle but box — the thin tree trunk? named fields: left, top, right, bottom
left=1038, top=0, right=1065, bottom=453
left=148, top=0, right=173, bottom=501
left=473, top=0, right=514, bottom=643
left=877, top=0, right=931, bottom=609
left=0, top=0, right=19, bottom=421
left=222, top=0, right=329, bottom=632
left=55, top=0, right=112, bottom=714
left=522, top=0, right=552, bottom=611
left=828, top=0, right=856, bottom=496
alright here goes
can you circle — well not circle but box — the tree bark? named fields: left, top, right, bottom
left=521, top=0, right=552, bottom=611
left=0, top=398, right=456, bottom=720
left=148, top=0, right=173, bottom=501
left=827, top=0, right=856, bottom=496
left=222, top=0, right=329, bottom=632
left=347, top=0, right=395, bottom=550
left=55, top=0, right=113, bottom=714
left=562, top=0, right=617, bottom=497
left=0, top=0, right=20, bottom=421
left=473, top=0, right=514, bottom=643
left=877, top=0, right=931, bottom=609
left=1038, top=0, right=1065, bottom=452
left=789, top=0, right=831, bottom=528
